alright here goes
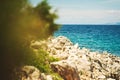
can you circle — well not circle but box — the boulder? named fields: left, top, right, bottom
left=20, top=66, right=54, bottom=80
left=51, top=61, right=80, bottom=80
left=48, top=36, right=120, bottom=80
left=31, top=36, right=120, bottom=80
left=21, top=66, right=41, bottom=80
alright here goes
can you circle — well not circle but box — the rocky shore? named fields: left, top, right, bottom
left=26, top=36, right=120, bottom=80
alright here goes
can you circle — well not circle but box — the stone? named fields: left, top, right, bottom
left=21, top=66, right=40, bottom=80
left=98, top=75, right=106, bottom=79
left=107, top=78, right=116, bottom=80
left=41, top=73, right=53, bottom=80
left=32, top=36, right=120, bottom=80
left=46, top=75, right=53, bottom=80
left=51, top=61, right=80, bottom=80
left=74, top=43, right=79, bottom=49
left=20, top=66, right=55, bottom=80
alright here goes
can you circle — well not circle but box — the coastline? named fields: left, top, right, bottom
left=46, top=36, right=120, bottom=80
left=54, top=25, right=120, bottom=56
left=29, top=36, right=120, bottom=80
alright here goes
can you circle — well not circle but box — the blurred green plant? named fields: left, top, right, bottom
left=51, top=73, right=63, bottom=80
left=30, top=49, right=59, bottom=73
left=0, top=0, right=60, bottom=79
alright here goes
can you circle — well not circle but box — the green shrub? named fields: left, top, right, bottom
left=29, top=49, right=59, bottom=73
left=0, top=0, right=60, bottom=79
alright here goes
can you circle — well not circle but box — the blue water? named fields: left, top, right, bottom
left=54, top=25, right=120, bottom=56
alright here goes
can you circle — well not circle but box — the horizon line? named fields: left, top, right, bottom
left=59, top=24, right=120, bottom=25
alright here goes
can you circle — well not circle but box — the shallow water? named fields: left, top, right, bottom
left=54, top=25, right=120, bottom=56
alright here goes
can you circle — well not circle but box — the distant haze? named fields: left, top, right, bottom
left=30, top=0, right=120, bottom=25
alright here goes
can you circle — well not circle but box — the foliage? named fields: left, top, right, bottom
left=30, top=49, right=51, bottom=73
left=34, top=0, right=60, bottom=37
left=0, top=0, right=60, bottom=79
left=51, top=73, right=63, bottom=80
left=30, top=49, right=59, bottom=73
left=29, top=49, right=62, bottom=79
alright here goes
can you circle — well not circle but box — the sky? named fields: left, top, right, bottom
left=30, top=0, right=120, bottom=24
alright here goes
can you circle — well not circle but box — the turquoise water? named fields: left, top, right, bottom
left=54, top=25, right=120, bottom=56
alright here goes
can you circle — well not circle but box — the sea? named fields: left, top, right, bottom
left=54, top=25, right=120, bottom=56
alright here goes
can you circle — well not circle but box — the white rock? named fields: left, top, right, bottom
left=35, top=36, right=120, bottom=80
left=98, top=75, right=106, bottom=79
left=74, top=43, right=79, bottom=49
left=46, top=75, right=53, bottom=80
left=107, top=78, right=115, bottom=80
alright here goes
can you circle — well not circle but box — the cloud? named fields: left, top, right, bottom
left=56, top=9, right=120, bottom=24
left=103, top=0, right=120, bottom=3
